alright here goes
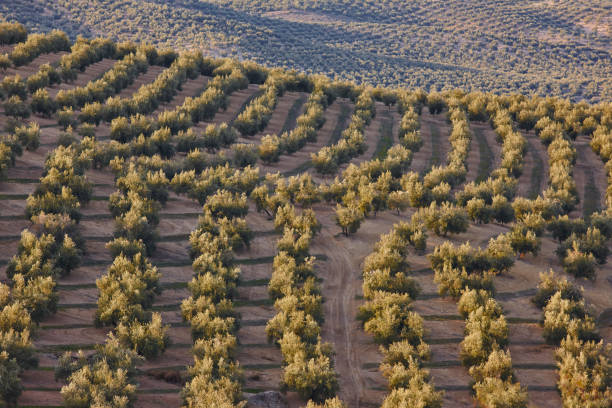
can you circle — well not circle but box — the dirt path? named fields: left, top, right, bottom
left=314, top=225, right=364, bottom=407
left=463, top=122, right=481, bottom=185
left=247, top=91, right=307, bottom=142
left=570, top=135, right=607, bottom=218
left=205, top=83, right=261, bottom=127
left=470, top=121, right=501, bottom=182
left=517, top=131, right=548, bottom=199
left=410, top=111, right=432, bottom=174
left=416, top=111, right=452, bottom=175
left=151, top=74, right=210, bottom=116
left=310, top=208, right=409, bottom=407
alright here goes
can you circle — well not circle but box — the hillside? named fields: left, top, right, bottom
left=1, top=0, right=611, bottom=103
left=0, top=23, right=611, bottom=408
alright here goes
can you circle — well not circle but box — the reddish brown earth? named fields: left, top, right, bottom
left=411, top=110, right=452, bottom=175
left=517, top=130, right=549, bottom=198
left=570, top=134, right=608, bottom=217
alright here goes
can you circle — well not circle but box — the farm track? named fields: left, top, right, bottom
left=415, top=111, right=452, bottom=175
left=517, top=130, right=548, bottom=199
left=462, top=121, right=482, bottom=186
left=151, top=75, right=210, bottom=117
left=244, top=91, right=308, bottom=144
left=470, top=121, right=501, bottom=183
left=116, top=65, right=167, bottom=98
left=571, top=135, right=607, bottom=219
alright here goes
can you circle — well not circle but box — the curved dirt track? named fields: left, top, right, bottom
left=314, top=224, right=365, bottom=407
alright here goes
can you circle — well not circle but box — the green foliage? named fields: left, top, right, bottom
left=334, top=204, right=364, bottom=236
left=115, top=313, right=170, bottom=358
left=472, top=376, right=528, bottom=408
left=231, top=143, right=257, bottom=168
left=60, top=359, right=137, bottom=408
left=0, top=351, right=22, bottom=406
left=417, top=202, right=468, bottom=236
left=258, top=134, right=281, bottom=163
left=555, top=336, right=612, bottom=407
left=9, top=30, right=70, bottom=66
left=543, top=292, right=599, bottom=346
left=13, top=122, right=39, bottom=151
left=95, top=253, right=161, bottom=326
left=532, top=270, right=582, bottom=310
left=0, top=23, right=27, bottom=45
left=562, top=243, right=597, bottom=280
left=4, top=96, right=30, bottom=119
left=508, top=224, right=540, bottom=257
left=282, top=351, right=339, bottom=403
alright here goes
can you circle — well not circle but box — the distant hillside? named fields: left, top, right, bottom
left=1, top=0, right=611, bottom=102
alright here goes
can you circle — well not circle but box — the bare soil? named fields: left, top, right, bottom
left=517, top=130, right=549, bottom=198
left=570, top=134, right=607, bottom=217
left=412, top=110, right=452, bottom=175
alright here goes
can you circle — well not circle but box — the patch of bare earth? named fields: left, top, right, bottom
left=472, top=120, right=502, bottom=177
left=462, top=122, right=482, bottom=185
left=569, top=135, right=607, bottom=217
left=413, top=111, right=452, bottom=175
left=517, top=130, right=549, bottom=198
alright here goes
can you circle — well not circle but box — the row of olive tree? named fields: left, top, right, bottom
left=0, top=121, right=40, bottom=180
left=8, top=30, right=71, bottom=66
left=259, top=76, right=334, bottom=163
left=59, top=155, right=172, bottom=407
left=533, top=271, right=611, bottom=406
left=0, top=23, right=27, bottom=45
left=358, top=222, right=442, bottom=407
left=429, top=237, right=528, bottom=407
left=180, top=189, right=250, bottom=407
left=56, top=51, right=149, bottom=112
left=266, top=202, right=342, bottom=404
left=1, top=135, right=91, bottom=405
left=311, top=87, right=376, bottom=174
